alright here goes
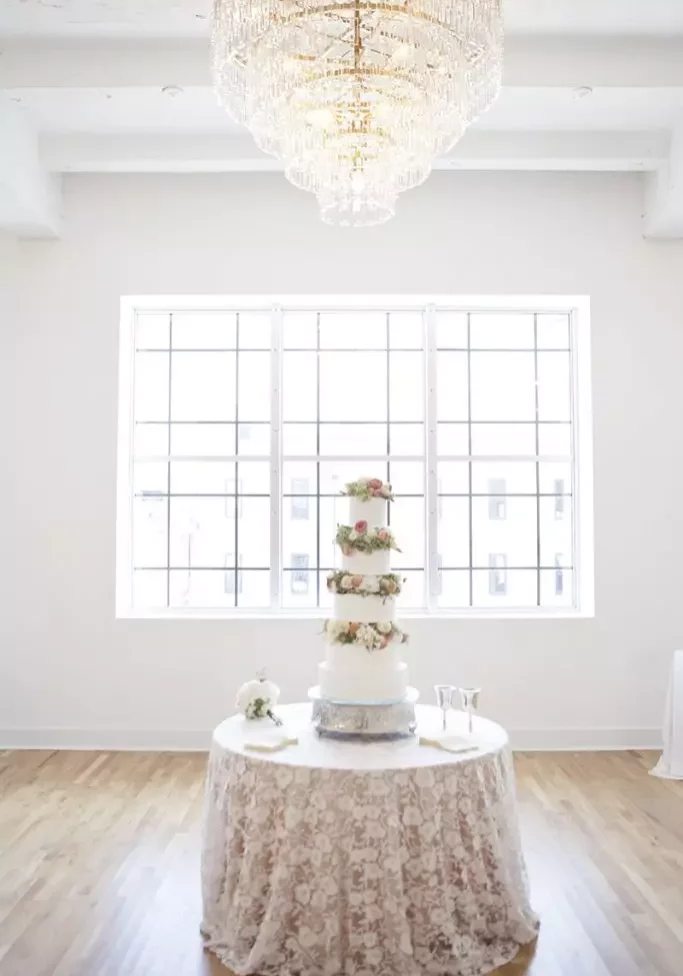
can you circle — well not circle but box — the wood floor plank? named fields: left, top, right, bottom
left=0, top=749, right=681, bottom=975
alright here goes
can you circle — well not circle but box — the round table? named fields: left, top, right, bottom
left=201, top=703, right=538, bottom=976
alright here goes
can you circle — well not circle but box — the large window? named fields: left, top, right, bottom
left=117, top=296, right=593, bottom=616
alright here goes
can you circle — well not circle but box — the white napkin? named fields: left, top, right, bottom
left=243, top=728, right=299, bottom=753
left=419, top=734, right=478, bottom=754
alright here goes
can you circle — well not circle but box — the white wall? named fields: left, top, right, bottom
left=2, top=171, right=682, bottom=750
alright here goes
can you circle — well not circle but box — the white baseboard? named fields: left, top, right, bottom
left=509, top=727, right=662, bottom=751
left=0, top=726, right=662, bottom=752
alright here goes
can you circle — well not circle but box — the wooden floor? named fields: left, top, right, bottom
left=0, top=750, right=681, bottom=976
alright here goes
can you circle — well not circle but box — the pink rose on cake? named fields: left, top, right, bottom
left=354, top=520, right=368, bottom=534
left=368, top=478, right=382, bottom=489
left=377, top=529, right=389, bottom=542
left=350, top=575, right=363, bottom=589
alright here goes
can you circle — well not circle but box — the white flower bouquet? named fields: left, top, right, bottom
left=236, top=675, right=283, bottom=723
left=342, top=477, right=395, bottom=502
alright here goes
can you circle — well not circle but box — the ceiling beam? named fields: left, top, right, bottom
left=3, top=36, right=683, bottom=90
left=0, top=97, right=61, bottom=238
left=643, top=119, right=683, bottom=238
left=41, top=130, right=667, bottom=176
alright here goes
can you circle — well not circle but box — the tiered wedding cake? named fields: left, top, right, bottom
left=310, top=477, right=418, bottom=738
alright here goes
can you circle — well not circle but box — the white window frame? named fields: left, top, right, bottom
left=117, top=294, right=594, bottom=619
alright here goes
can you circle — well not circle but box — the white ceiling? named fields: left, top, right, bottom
left=2, top=0, right=683, bottom=237
left=2, top=0, right=683, bottom=37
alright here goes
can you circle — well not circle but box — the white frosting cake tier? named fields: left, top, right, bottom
left=342, top=549, right=391, bottom=574
left=349, top=496, right=387, bottom=527
left=333, top=593, right=395, bottom=623
left=319, top=658, right=408, bottom=703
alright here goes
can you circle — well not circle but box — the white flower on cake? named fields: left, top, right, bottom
left=376, top=621, right=393, bottom=635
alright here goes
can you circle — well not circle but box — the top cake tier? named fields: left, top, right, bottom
left=349, top=495, right=387, bottom=527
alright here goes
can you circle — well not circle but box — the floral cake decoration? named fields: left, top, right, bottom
left=323, top=619, right=408, bottom=651
left=335, top=521, right=400, bottom=554
left=342, top=477, right=394, bottom=502
left=326, top=571, right=404, bottom=598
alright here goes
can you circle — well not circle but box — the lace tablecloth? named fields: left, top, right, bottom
left=201, top=703, right=538, bottom=976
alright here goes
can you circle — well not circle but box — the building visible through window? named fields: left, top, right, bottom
left=488, top=553, right=507, bottom=596
left=290, top=478, right=310, bottom=520
left=224, top=554, right=243, bottom=595
left=290, top=553, right=310, bottom=594
left=555, top=554, right=564, bottom=596
left=554, top=479, right=565, bottom=520
left=488, top=478, right=507, bottom=520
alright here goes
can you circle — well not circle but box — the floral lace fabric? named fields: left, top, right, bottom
left=201, top=741, right=539, bottom=976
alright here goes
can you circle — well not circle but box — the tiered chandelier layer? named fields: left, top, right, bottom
left=212, top=0, right=503, bottom=226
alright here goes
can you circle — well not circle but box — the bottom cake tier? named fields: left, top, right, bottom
left=309, top=686, right=419, bottom=740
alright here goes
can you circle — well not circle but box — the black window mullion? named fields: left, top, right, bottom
left=386, top=311, right=391, bottom=524
left=166, top=313, right=173, bottom=608
left=534, top=313, right=541, bottom=607
left=466, top=313, right=473, bottom=607
left=316, top=312, right=321, bottom=607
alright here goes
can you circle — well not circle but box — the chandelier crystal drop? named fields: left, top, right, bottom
left=212, top=0, right=503, bottom=226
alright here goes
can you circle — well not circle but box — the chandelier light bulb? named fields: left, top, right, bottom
left=211, top=0, right=503, bottom=226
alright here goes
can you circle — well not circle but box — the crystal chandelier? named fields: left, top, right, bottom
left=212, top=0, right=503, bottom=226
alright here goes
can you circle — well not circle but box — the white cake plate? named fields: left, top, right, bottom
left=309, top=686, right=419, bottom=740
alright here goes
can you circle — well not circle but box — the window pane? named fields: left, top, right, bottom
left=438, top=497, right=470, bottom=567
left=390, top=461, right=424, bottom=494
left=283, top=502, right=317, bottom=571
left=133, top=569, right=167, bottom=608
left=538, top=461, right=572, bottom=494
left=239, top=461, right=270, bottom=494
left=470, top=352, right=536, bottom=421
left=135, top=423, right=168, bottom=456
left=283, top=423, right=317, bottom=456
left=471, top=423, right=536, bottom=456
left=389, top=497, right=424, bottom=568
left=170, top=460, right=234, bottom=495
left=171, top=352, right=235, bottom=421
left=540, top=568, right=574, bottom=607
left=136, top=312, right=169, bottom=350
left=238, top=571, right=270, bottom=608
left=284, top=460, right=317, bottom=493
left=389, top=312, right=423, bottom=349
left=472, top=569, right=537, bottom=608
left=134, top=352, right=169, bottom=422
left=319, top=496, right=346, bottom=568
left=319, top=462, right=388, bottom=495
left=319, top=424, right=386, bottom=455
left=133, top=496, right=167, bottom=568
left=391, top=423, right=424, bottom=455
left=239, top=498, right=271, bottom=566
left=435, top=312, right=467, bottom=349
left=437, top=570, right=470, bottom=608
left=471, top=497, right=537, bottom=568
left=320, top=352, right=386, bottom=420
left=437, top=352, right=468, bottom=420
left=319, top=312, right=386, bottom=349
left=399, top=571, right=425, bottom=607
left=170, top=423, right=234, bottom=456
left=471, top=461, right=536, bottom=494
left=470, top=313, right=534, bottom=350
left=238, top=312, right=270, bottom=348
left=437, top=423, right=469, bottom=456
left=537, top=314, right=570, bottom=350
left=540, top=497, right=573, bottom=567
left=239, top=352, right=271, bottom=421
left=538, top=423, right=572, bottom=457
left=319, top=571, right=334, bottom=610
left=169, top=569, right=236, bottom=608
left=133, top=461, right=168, bottom=494
left=537, top=352, right=571, bottom=421
left=281, top=570, right=317, bottom=608
left=390, top=352, right=423, bottom=420
left=283, top=311, right=317, bottom=349
left=437, top=461, right=468, bottom=494
left=237, top=423, right=270, bottom=456
left=283, top=352, right=317, bottom=420
left=169, top=497, right=234, bottom=567
left=172, top=312, right=236, bottom=349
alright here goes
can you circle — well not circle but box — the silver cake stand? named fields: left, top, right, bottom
left=309, top=686, right=419, bottom=740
